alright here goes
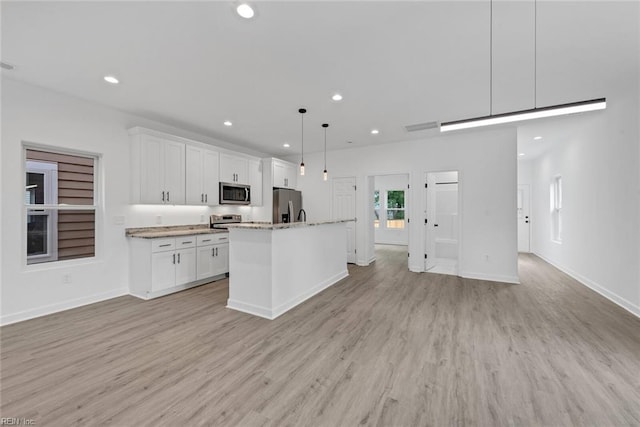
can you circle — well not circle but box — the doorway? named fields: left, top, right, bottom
left=425, top=171, right=459, bottom=275
left=371, top=174, right=410, bottom=267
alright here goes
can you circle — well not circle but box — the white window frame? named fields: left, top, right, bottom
left=26, top=161, right=59, bottom=263
left=23, top=144, right=100, bottom=267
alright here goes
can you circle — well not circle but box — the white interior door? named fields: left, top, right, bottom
left=332, top=177, right=356, bottom=264
left=424, top=173, right=437, bottom=270
left=517, top=184, right=531, bottom=252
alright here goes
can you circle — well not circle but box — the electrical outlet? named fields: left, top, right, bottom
left=156, top=215, right=162, bottom=225
left=113, top=215, right=125, bottom=225
left=485, top=254, right=490, bottom=262
left=200, top=214, right=205, bottom=222
left=63, top=274, right=72, bottom=284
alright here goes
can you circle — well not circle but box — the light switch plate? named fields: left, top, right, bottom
left=113, top=215, right=125, bottom=225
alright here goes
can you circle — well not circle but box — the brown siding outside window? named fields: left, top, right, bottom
left=26, top=149, right=96, bottom=264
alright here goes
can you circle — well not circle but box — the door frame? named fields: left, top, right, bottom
left=423, top=170, right=462, bottom=274
left=364, top=171, right=412, bottom=269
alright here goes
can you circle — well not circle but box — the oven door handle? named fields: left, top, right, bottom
left=245, top=188, right=249, bottom=202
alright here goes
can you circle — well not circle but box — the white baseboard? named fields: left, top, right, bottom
left=534, top=253, right=640, bottom=319
left=1, top=288, right=129, bottom=326
left=459, top=271, right=521, bottom=284
left=226, top=299, right=274, bottom=320
left=227, top=270, right=349, bottom=320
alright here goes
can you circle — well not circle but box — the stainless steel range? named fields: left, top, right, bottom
left=210, top=214, right=242, bottom=229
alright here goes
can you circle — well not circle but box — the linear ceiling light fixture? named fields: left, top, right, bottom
left=299, top=108, right=306, bottom=176
left=322, top=123, right=329, bottom=181
left=441, top=98, right=606, bottom=132
left=440, top=0, right=605, bottom=133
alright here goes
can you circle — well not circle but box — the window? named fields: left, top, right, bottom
left=551, top=175, right=562, bottom=242
left=25, top=148, right=97, bottom=264
left=386, top=190, right=405, bottom=229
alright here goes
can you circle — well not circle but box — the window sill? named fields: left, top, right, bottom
left=24, top=256, right=102, bottom=272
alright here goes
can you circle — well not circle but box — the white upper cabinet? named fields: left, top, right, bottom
left=186, top=146, right=219, bottom=205
left=130, top=127, right=261, bottom=206
left=131, top=130, right=185, bottom=204
left=249, top=158, right=263, bottom=206
left=219, top=153, right=249, bottom=185
left=272, top=158, right=297, bottom=189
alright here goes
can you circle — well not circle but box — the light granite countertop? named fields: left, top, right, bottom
left=215, top=218, right=356, bottom=231
left=126, top=224, right=228, bottom=239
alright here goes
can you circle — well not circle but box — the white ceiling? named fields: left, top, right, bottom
left=1, top=1, right=638, bottom=157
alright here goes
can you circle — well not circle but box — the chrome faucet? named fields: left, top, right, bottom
left=297, top=209, right=307, bottom=222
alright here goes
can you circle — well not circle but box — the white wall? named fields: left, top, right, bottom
left=0, top=78, right=268, bottom=324
left=527, top=86, right=640, bottom=317
left=287, top=127, right=519, bottom=283
left=373, top=174, right=409, bottom=245
left=517, top=159, right=533, bottom=187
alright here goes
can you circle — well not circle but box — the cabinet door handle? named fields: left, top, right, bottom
left=215, top=247, right=218, bottom=256
left=167, top=191, right=170, bottom=202
left=201, top=193, right=204, bottom=203
left=201, top=239, right=211, bottom=243
left=212, top=248, right=215, bottom=257
left=162, top=191, right=165, bottom=202
left=205, top=194, right=208, bottom=203
left=218, top=237, right=228, bottom=241
left=183, top=241, right=193, bottom=245
left=177, top=253, right=181, bottom=263
left=173, top=253, right=176, bottom=264
left=159, top=243, right=171, bottom=247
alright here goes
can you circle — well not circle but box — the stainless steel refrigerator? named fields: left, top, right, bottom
left=273, top=188, right=303, bottom=224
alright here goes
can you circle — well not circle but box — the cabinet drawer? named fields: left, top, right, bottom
left=176, top=236, right=196, bottom=248
left=197, top=233, right=229, bottom=246
left=151, top=238, right=175, bottom=253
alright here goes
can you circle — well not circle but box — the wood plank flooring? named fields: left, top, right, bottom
left=2, top=246, right=640, bottom=426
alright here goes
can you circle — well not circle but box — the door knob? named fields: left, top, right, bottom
left=526, top=221, right=529, bottom=223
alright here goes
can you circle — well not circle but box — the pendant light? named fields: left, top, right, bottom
left=440, top=0, right=605, bottom=132
left=298, top=108, right=306, bottom=176
left=322, top=123, right=329, bottom=181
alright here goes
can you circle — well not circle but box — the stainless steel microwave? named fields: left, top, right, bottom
left=219, top=182, right=251, bottom=205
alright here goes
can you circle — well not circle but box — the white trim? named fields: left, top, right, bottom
left=0, top=288, right=128, bottom=326
left=459, top=271, right=521, bottom=284
left=534, top=253, right=640, bottom=319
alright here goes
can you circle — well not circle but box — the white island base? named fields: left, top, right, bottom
left=225, top=221, right=352, bottom=319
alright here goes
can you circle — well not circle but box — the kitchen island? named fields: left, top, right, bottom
left=221, top=219, right=355, bottom=319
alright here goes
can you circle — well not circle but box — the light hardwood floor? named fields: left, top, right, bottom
left=2, top=246, right=640, bottom=426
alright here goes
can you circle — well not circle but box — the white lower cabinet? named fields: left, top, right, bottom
left=196, top=234, right=229, bottom=280
left=130, top=233, right=229, bottom=299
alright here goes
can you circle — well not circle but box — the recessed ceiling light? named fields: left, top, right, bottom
left=534, top=136, right=542, bottom=140
left=223, top=120, right=233, bottom=126
left=104, top=75, right=119, bottom=84
left=371, top=129, right=379, bottom=135
left=332, top=93, right=343, bottom=101
left=236, top=3, right=255, bottom=19
left=519, top=153, right=525, bottom=156
left=283, top=143, right=290, bottom=148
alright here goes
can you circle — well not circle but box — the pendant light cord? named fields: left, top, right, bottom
left=490, top=0, right=493, bottom=116
left=324, top=127, right=327, bottom=169
left=534, top=0, right=537, bottom=108
left=301, top=113, right=304, bottom=164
